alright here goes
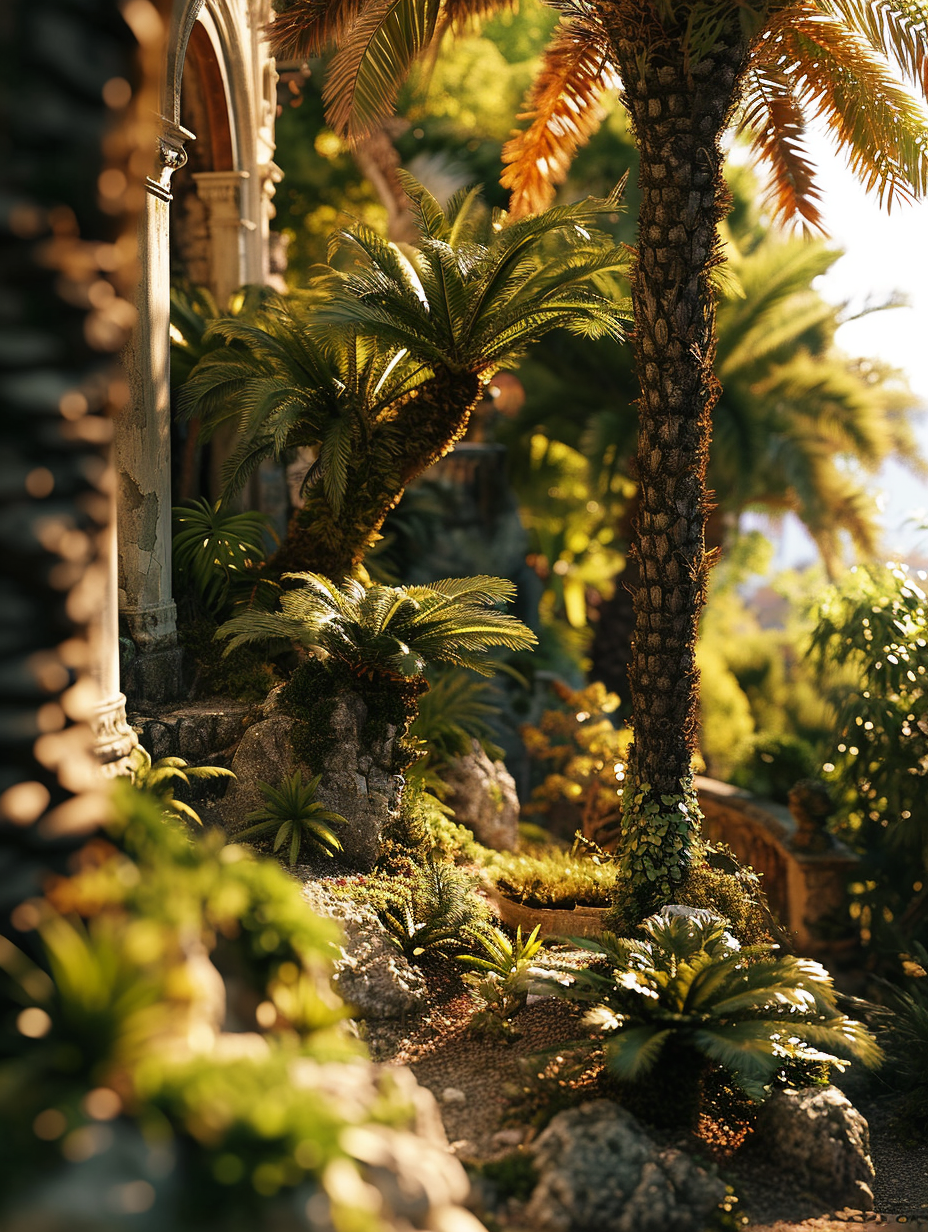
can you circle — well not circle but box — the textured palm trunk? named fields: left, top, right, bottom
left=272, top=368, right=481, bottom=578
left=600, top=6, right=753, bottom=915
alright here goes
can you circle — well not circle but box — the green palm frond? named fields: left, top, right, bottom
left=172, top=498, right=274, bottom=618
left=127, top=746, right=234, bottom=827
left=217, top=572, right=536, bottom=681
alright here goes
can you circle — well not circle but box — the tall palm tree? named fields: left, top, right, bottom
left=182, top=179, right=629, bottom=579
left=266, top=0, right=928, bottom=918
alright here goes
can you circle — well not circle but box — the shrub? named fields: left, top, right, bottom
left=127, top=744, right=234, bottom=826
left=377, top=859, right=490, bottom=962
left=521, top=681, right=631, bottom=847
left=544, top=908, right=881, bottom=1128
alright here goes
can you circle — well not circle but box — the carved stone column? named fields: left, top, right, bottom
left=114, top=117, right=192, bottom=704
left=192, top=169, right=250, bottom=309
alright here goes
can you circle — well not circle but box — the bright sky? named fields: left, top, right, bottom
left=763, top=127, right=928, bottom=569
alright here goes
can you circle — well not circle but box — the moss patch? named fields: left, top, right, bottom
left=179, top=617, right=278, bottom=703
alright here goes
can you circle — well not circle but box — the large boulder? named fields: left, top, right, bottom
left=441, top=739, right=519, bottom=851
left=303, top=881, right=427, bottom=1021
left=217, top=692, right=403, bottom=870
left=524, top=1100, right=725, bottom=1232
left=755, top=1085, right=875, bottom=1209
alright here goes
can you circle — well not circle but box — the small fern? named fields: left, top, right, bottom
left=377, top=860, right=488, bottom=961
left=127, top=746, right=234, bottom=827
left=235, top=772, right=346, bottom=866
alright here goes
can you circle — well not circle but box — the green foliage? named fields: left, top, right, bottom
left=521, top=681, right=631, bottom=845
left=218, top=572, right=537, bottom=681
left=883, top=943, right=928, bottom=1127
left=409, top=668, right=505, bottom=765
left=612, top=767, right=703, bottom=921
left=809, top=561, right=928, bottom=945
left=377, top=860, right=489, bottom=961
left=488, top=847, right=618, bottom=909
left=234, top=772, right=347, bottom=866
left=546, top=909, right=881, bottom=1122
left=172, top=498, right=277, bottom=621
left=670, top=845, right=777, bottom=948
left=458, top=924, right=544, bottom=1038
left=178, top=615, right=280, bottom=704
left=1, top=787, right=438, bottom=1229
left=127, top=744, right=234, bottom=826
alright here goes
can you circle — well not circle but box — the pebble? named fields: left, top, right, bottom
left=492, top=1128, right=525, bottom=1148
left=442, top=1087, right=466, bottom=1104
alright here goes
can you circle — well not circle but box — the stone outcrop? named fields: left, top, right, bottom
left=524, top=1100, right=726, bottom=1232
left=441, top=739, right=519, bottom=851
left=756, top=1085, right=875, bottom=1209
left=217, top=689, right=403, bottom=869
left=303, top=882, right=427, bottom=1021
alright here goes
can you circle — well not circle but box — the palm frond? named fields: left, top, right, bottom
left=738, top=67, right=824, bottom=229
left=267, top=0, right=367, bottom=59
left=501, top=15, right=619, bottom=218
left=324, top=0, right=442, bottom=140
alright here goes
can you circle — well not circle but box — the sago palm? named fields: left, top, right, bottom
left=216, top=572, right=537, bottom=681
left=268, top=0, right=928, bottom=916
left=182, top=179, right=629, bottom=578
left=548, top=908, right=880, bottom=1123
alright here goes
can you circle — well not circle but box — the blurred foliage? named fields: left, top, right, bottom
left=1, top=786, right=437, bottom=1229
left=810, top=561, right=928, bottom=949
left=520, top=681, right=631, bottom=846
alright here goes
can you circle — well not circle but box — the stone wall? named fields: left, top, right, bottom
left=696, top=776, right=860, bottom=955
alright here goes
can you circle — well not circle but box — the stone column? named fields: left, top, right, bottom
left=91, top=475, right=137, bottom=775
left=192, top=170, right=249, bottom=500
left=114, top=117, right=192, bottom=705
left=192, top=169, right=250, bottom=308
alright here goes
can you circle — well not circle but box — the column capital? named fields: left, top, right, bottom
left=146, top=115, right=196, bottom=202
left=193, top=170, right=250, bottom=218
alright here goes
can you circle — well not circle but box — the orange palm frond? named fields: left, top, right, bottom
left=500, top=15, right=619, bottom=219
left=738, top=67, right=824, bottom=229
left=760, top=5, right=928, bottom=210
left=324, top=0, right=442, bottom=140
left=267, top=0, right=365, bottom=60
left=825, top=0, right=928, bottom=99
left=442, top=0, right=515, bottom=25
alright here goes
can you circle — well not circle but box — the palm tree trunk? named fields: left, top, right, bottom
left=600, top=9, right=752, bottom=916
left=272, top=368, right=481, bottom=578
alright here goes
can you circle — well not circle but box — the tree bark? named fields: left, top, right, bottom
left=599, top=4, right=752, bottom=914
left=272, top=367, right=481, bottom=578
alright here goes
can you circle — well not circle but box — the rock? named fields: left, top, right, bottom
left=217, top=713, right=299, bottom=830
left=442, top=1087, right=467, bottom=1105
left=441, top=739, right=519, bottom=851
left=756, top=1085, right=875, bottom=1209
left=218, top=694, right=404, bottom=870
left=303, top=882, right=427, bottom=1020
left=312, top=691, right=403, bottom=869
left=524, top=1100, right=726, bottom=1232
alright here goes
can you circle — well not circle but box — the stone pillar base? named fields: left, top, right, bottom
left=121, top=639, right=184, bottom=706
left=92, top=692, right=138, bottom=777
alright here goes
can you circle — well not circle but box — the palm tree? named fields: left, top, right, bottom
left=182, top=179, right=629, bottom=579
left=265, top=0, right=928, bottom=917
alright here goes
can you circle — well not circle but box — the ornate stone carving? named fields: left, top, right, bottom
left=92, top=691, right=138, bottom=777
left=146, top=116, right=195, bottom=202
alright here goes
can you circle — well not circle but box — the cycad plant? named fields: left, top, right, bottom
left=217, top=572, right=536, bottom=682
left=181, top=179, right=629, bottom=578
left=548, top=908, right=880, bottom=1127
left=234, top=772, right=347, bottom=866
left=127, top=745, right=234, bottom=827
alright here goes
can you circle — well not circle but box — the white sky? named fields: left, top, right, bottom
left=758, top=128, right=928, bottom=570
